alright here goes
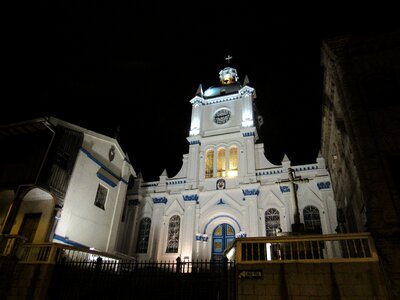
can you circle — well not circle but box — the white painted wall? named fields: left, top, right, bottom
left=54, top=133, right=131, bottom=253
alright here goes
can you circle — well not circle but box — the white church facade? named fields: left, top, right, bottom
left=124, top=66, right=337, bottom=262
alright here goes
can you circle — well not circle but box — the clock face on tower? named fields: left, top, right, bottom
left=213, top=109, right=231, bottom=125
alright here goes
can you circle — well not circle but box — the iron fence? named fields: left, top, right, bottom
left=48, top=258, right=235, bottom=300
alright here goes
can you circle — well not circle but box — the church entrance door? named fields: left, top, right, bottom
left=18, top=213, right=42, bottom=243
left=211, top=223, right=235, bottom=261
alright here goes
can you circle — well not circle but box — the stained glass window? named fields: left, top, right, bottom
left=166, top=215, right=180, bottom=253
left=205, top=149, right=214, bottom=178
left=217, top=148, right=226, bottom=177
left=303, top=206, right=322, bottom=234
left=136, top=217, right=151, bottom=253
left=265, top=208, right=280, bottom=236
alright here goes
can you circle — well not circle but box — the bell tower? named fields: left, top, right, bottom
left=186, top=60, right=260, bottom=188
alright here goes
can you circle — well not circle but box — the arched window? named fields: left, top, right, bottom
left=303, top=206, right=322, bottom=234
left=228, top=146, right=238, bottom=177
left=205, top=149, right=214, bottom=179
left=217, top=148, right=226, bottom=177
left=166, top=215, right=180, bottom=253
left=136, top=217, right=151, bottom=253
left=265, top=208, right=280, bottom=236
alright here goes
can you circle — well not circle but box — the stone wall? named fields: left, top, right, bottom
left=237, top=262, right=390, bottom=299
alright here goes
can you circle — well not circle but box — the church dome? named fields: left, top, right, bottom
left=219, top=67, right=239, bottom=85
left=203, top=66, right=241, bottom=99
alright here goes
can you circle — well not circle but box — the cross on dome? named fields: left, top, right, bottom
left=225, top=55, right=233, bottom=64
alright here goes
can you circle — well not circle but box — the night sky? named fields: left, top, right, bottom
left=6, top=4, right=399, bottom=181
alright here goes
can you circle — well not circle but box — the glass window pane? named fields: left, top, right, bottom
left=136, top=218, right=151, bottom=253
left=217, top=148, right=226, bottom=177
left=228, top=146, right=238, bottom=177
left=205, top=149, right=214, bottom=178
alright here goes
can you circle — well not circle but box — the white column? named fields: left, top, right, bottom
left=201, top=235, right=209, bottom=260
left=241, top=185, right=260, bottom=237
left=241, top=94, right=254, bottom=127
left=149, top=199, right=166, bottom=260
left=106, top=180, right=128, bottom=252
left=186, top=138, right=201, bottom=189
left=246, top=195, right=259, bottom=237
left=245, top=136, right=256, bottom=177
left=194, top=204, right=201, bottom=259
left=189, top=101, right=202, bottom=136
left=181, top=200, right=196, bottom=260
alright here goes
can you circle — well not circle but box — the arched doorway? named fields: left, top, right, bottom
left=211, top=223, right=235, bottom=261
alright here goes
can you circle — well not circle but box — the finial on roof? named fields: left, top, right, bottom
left=225, top=55, right=233, bottom=64
left=282, top=153, right=291, bottom=162
left=195, top=84, right=203, bottom=97
left=243, top=74, right=250, bottom=86
left=160, top=169, right=169, bottom=177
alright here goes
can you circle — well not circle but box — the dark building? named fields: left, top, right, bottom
left=320, top=31, right=400, bottom=296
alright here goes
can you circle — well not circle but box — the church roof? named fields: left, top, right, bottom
left=202, top=65, right=243, bottom=99
left=203, top=82, right=242, bottom=99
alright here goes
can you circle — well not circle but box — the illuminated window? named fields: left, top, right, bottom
left=136, top=217, right=151, bottom=253
left=94, top=184, right=108, bottom=210
left=217, top=148, right=226, bottom=177
left=265, top=208, right=280, bottom=236
left=205, top=149, right=214, bottom=179
left=228, top=146, right=238, bottom=177
left=303, top=206, right=322, bottom=234
left=166, top=215, right=180, bottom=253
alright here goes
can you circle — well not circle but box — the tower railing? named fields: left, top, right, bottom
left=225, top=232, right=378, bottom=263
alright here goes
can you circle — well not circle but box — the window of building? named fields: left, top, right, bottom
left=303, top=205, right=322, bottom=234
left=94, top=184, right=108, bottom=210
left=265, top=208, right=280, bottom=236
left=166, top=215, right=180, bottom=253
left=206, top=144, right=239, bottom=178
left=217, top=148, right=226, bottom=177
left=228, top=146, right=238, bottom=177
left=205, top=149, right=214, bottom=179
left=136, top=217, right=151, bottom=253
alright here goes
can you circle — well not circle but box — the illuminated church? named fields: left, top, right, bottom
left=122, top=64, right=338, bottom=262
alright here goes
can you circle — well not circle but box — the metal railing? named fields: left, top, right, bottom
left=18, top=242, right=132, bottom=264
left=225, top=232, right=378, bottom=264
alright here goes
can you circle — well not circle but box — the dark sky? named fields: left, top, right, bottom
left=6, top=4, right=399, bottom=181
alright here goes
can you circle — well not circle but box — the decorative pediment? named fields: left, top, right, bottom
left=190, top=96, right=204, bottom=106
left=239, top=86, right=255, bottom=96
left=165, top=198, right=184, bottom=215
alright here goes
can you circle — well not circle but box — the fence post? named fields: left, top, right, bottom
left=223, top=257, right=228, bottom=300
left=176, top=256, right=181, bottom=273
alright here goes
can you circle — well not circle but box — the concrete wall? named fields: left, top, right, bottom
left=237, top=262, right=390, bottom=299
